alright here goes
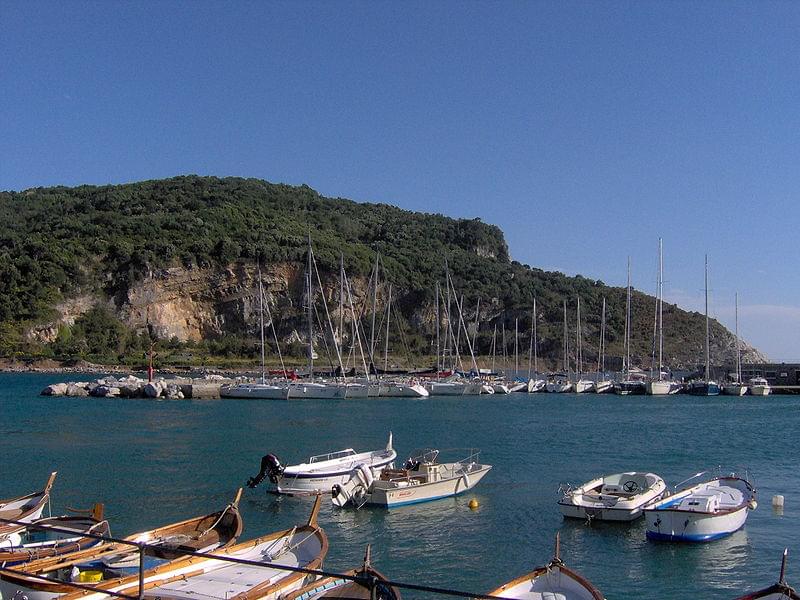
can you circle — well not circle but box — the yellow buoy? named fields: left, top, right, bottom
left=468, top=498, right=479, bottom=510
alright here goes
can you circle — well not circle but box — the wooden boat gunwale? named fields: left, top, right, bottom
left=485, top=534, right=604, bottom=600
left=57, top=494, right=327, bottom=600
left=0, top=504, right=109, bottom=566
left=0, top=489, right=244, bottom=594
left=0, top=472, right=58, bottom=538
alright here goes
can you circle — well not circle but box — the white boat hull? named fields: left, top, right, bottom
left=220, top=383, right=289, bottom=400
left=546, top=382, right=573, bottom=393
left=644, top=476, right=756, bottom=542
left=528, top=379, right=547, bottom=393
left=723, top=384, right=749, bottom=396
left=286, top=382, right=343, bottom=399
left=574, top=380, right=594, bottom=394
left=558, top=472, right=667, bottom=522
left=274, top=449, right=397, bottom=495
left=491, top=383, right=511, bottom=394
left=591, top=380, right=613, bottom=394
left=750, top=385, right=771, bottom=396
left=379, top=382, right=429, bottom=397
left=646, top=380, right=677, bottom=396
left=426, top=382, right=466, bottom=396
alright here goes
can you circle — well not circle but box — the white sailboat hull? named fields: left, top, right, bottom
left=646, top=380, right=678, bottom=396
left=286, top=382, right=344, bottom=399
left=723, top=384, right=749, bottom=396
left=378, top=382, right=429, bottom=397
left=574, top=380, right=594, bottom=394
left=426, top=382, right=466, bottom=396
left=591, top=380, right=613, bottom=394
left=546, top=382, right=573, bottom=393
left=220, top=383, right=289, bottom=400
left=750, top=385, right=771, bottom=396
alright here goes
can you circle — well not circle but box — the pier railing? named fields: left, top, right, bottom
left=0, top=515, right=503, bottom=599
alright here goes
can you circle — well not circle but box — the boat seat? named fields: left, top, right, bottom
left=380, top=469, right=411, bottom=480
left=528, top=593, right=567, bottom=600
left=0, top=508, right=24, bottom=520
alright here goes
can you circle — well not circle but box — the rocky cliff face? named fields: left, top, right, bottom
left=26, top=260, right=768, bottom=369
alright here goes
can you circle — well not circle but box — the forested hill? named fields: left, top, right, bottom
left=0, top=175, right=764, bottom=369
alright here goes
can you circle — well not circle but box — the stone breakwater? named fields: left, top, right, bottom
left=40, top=375, right=233, bottom=399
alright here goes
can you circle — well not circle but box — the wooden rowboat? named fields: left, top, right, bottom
left=283, top=545, right=401, bottom=599
left=0, top=504, right=110, bottom=566
left=486, top=534, right=604, bottom=600
left=734, top=549, right=800, bottom=600
left=0, top=472, right=58, bottom=540
left=0, top=489, right=244, bottom=600
left=58, top=494, right=328, bottom=600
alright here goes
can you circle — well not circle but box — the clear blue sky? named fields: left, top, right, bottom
left=2, top=1, right=799, bottom=359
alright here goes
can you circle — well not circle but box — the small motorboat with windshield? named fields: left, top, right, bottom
left=247, top=433, right=397, bottom=495
left=644, top=471, right=757, bottom=542
left=558, top=472, right=667, bottom=521
left=331, top=448, right=491, bottom=509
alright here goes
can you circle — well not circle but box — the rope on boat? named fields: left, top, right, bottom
left=197, top=504, right=231, bottom=539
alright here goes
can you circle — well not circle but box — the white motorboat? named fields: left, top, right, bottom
left=486, top=534, right=604, bottom=599
left=734, top=549, right=799, bottom=600
left=220, top=382, right=290, bottom=400
left=331, top=448, right=491, bottom=508
left=247, top=433, right=397, bottom=495
left=558, top=472, right=667, bottom=522
left=644, top=473, right=757, bottom=542
left=56, top=497, right=327, bottom=600
left=749, top=377, right=771, bottom=396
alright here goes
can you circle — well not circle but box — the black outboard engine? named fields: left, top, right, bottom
left=246, top=454, right=285, bottom=488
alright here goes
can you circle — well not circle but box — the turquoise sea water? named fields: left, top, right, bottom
left=1, top=372, right=798, bottom=599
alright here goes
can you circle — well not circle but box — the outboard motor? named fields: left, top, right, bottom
left=246, top=454, right=284, bottom=488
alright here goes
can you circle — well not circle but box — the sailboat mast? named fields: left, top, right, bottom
left=563, top=299, right=569, bottom=374
left=625, top=257, right=631, bottom=376
left=598, top=297, right=606, bottom=376
left=735, top=292, right=741, bottom=382
left=705, top=254, right=710, bottom=381
left=370, top=252, right=379, bottom=361
left=307, top=236, right=314, bottom=381
left=257, top=266, right=266, bottom=384
left=533, top=298, right=538, bottom=375
left=658, top=238, right=663, bottom=381
left=576, top=296, right=582, bottom=376
left=339, top=254, right=345, bottom=364
left=384, top=284, right=392, bottom=373
left=514, top=317, right=519, bottom=379
left=527, top=311, right=533, bottom=379
left=491, top=324, right=497, bottom=374
left=435, top=281, right=441, bottom=379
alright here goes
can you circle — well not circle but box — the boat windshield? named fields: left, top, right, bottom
left=308, top=449, right=356, bottom=463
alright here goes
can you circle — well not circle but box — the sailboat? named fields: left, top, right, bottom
left=546, top=300, right=574, bottom=393
left=687, top=255, right=721, bottom=396
left=288, top=239, right=348, bottom=399
left=591, top=297, right=613, bottom=394
left=615, top=257, right=646, bottom=395
left=527, top=298, right=547, bottom=392
left=221, top=269, right=290, bottom=400
left=723, top=293, right=748, bottom=396
left=647, top=239, right=680, bottom=395
left=573, top=296, right=594, bottom=393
